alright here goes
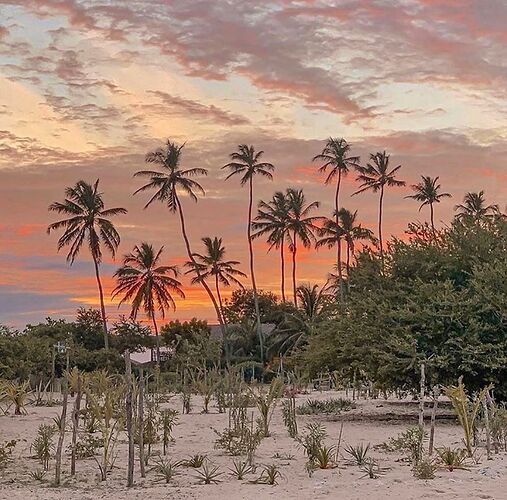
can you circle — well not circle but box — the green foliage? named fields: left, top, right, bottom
left=436, top=447, right=468, bottom=471
left=109, top=318, right=155, bottom=354
left=380, top=426, right=426, bottom=463
left=0, top=440, right=16, bottom=469
left=228, top=459, right=254, bottom=480
left=29, top=469, right=47, bottom=482
left=195, top=462, right=223, bottom=484
left=151, top=457, right=181, bottom=483
left=31, top=424, right=55, bottom=470
left=281, top=397, right=298, bottom=438
left=182, top=454, right=207, bottom=468
left=161, top=409, right=179, bottom=454
left=251, top=464, right=282, bottom=485
left=297, top=423, right=327, bottom=462
left=249, top=378, right=284, bottom=437
left=412, top=457, right=438, bottom=479
left=313, top=444, right=337, bottom=469
left=344, top=443, right=370, bottom=466
left=360, top=458, right=386, bottom=479
left=296, top=398, right=354, bottom=415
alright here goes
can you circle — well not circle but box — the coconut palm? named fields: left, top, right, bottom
left=113, top=243, right=184, bottom=363
left=222, top=144, right=275, bottom=364
left=47, top=179, right=127, bottom=349
left=185, top=237, right=246, bottom=322
left=252, top=191, right=290, bottom=302
left=269, top=283, right=329, bottom=356
left=406, top=176, right=451, bottom=235
left=313, top=138, right=360, bottom=296
left=454, top=191, right=499, bottom=222
left=134, top=140, right=226, bottom=338
left=353, top=151, right=405, bottom=268
left=337, top=208, right=375, bottom=278
left=285, top=188, right=322, bottom=306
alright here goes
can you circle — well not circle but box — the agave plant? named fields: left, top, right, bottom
left=344, top=443, right=371, bottom=466
left=436, top=447, right=468, bottom=471
left=4, top=380, right=31, bottom=415
left=151, top=457, right=181, bottom=483
left=195, top=462, right=223, bottom=484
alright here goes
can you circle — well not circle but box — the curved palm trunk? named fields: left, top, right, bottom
left=280, top=235, right=286, bottom=302
left=378, top=186, right=385, bottom=272
left=335, top=171, right=344, bottom=300
left=430, top=202, right=436, bottom=239
left=247, top=178, right=264, bottom=364
left=214, top=275, right=230, bottom=365
left=93, top=256, right=109, bottom=350
left=151, top=311, right=161, bottom=365
left=174, top=194, right=226, bottom=342
left=345, top=238, right=351, bottom=293
left=292, top=231, right=298, bottom=307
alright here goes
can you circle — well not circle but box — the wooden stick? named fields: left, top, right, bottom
left=125, top=352, right=135, bottom=486
left=54, top=379, right=69, bottom=486
left=428, top=389, right=438, bottom=455
left=70, top=373, right=82, bottom=476
left=138, top=367, right=146, bottom=478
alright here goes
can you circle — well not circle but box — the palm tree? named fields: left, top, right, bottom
left=313, top=138, right=360, bottom=296
left=47, top=179, right=127, bottom=349
left=353, top=151, right=405, bottom=268
left=134, top=140, right=226, bottom=339
left=285, top=188, right=322, bottom=306
left=252, top=191, right=290, bottom=302
left=185, top=237, right=246, bottom=324
left=222, top=144, right=275, bottom=364
left=337, top=208, right=375, bottom=279
left=454, top=191, right=499, bottom=222
left=112, top=243, right=184, bottom=363
left=269, top=283, right=329, bottom=356
left=406, top=176, right=451, bottom=235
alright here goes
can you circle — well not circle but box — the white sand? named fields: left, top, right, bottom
left=1, top=390, right=505, bottom=499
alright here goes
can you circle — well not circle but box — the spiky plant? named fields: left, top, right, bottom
left=4, top=380, right=31, bottom=415
left=151, top=457, right=181, bottom=483
left=31, top=424, right=55, bottom=470
left=413, top=457, right=438, bottom=479
left=314, top=444, right=337, bottom=469
left=183, top=454, right=207, bottom=468
left=249, top=378, right=284, bottom=437
left=228, top=459, right=253, bottom=480
left=252, top=464, right=282, bottom=485
left=436, top=447, right=468, bottom=471
left=195, top=462, right=223, bottom=484
left=344, top=443, right=371, bottom=466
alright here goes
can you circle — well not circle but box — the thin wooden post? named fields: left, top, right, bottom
left=70, top=372, right=82, bottom=476
left=54, top=379, right=69, bottom=486
left=138, top=367, right=146, bottom=478
left=125, top=351, right=135, bottom=486
left=428, top=388, right=438, bottom=455
left=418, top=362, right=425, bottom=428
left=483, top=397, right=492, bottom=460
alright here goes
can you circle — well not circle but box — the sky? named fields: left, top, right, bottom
left=0, top=0, right=506, bottom=329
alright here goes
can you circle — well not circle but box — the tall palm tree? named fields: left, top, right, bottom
left=185, top=237, right=246, bottom=320
left=454, top=191, right=499, bottom=222
left=222, top=144, right=275, bottom=364
left=285, top=188, right=322, bottom=306
left=47, top=179, right=127, bottom=349
left=353, top=151, right=405, bottom=269
left=112, top=243, right=184, bottom=363
left=134, top=140, right=226, bottom=339
left=252, top=191, right=290, bottom=302
left=313, top=138, right=360, bottom=296
left=406, top=176, right=451, bottom=235
left=337, top=208, right=375, bottom=278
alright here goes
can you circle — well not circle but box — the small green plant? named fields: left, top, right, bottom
left=380, top=426, right=425, bottom=463
left=4, top=381, right=31, bottom=415
left=297, top=423, right=327, bottom=462
left=29, top=469, right=47, bottom=482
left=360, top=458, right=386, bottom=479
left=151, top=457, right=181, bottom=483
left=161, top=409, right=179, bottom=454
left=181, top=391, right=192, bottom=414
left=0, top=440, right=17, bottom=469
left=228, top=459, right=253, bottom=480
left=183, top=453, right=207, bottom=468
left=272, top=452, right=295, bottom=461
left=249, top=378, right=284, bottom=437
left=344, top=443, right=370, bottom=466
left=195, top=462, right=223, bottom=484
left=71, top=434, right=102, bottom=459
left=314, top=444, right=337, bottom=469
left=413, top=457, right=438, bottom=479
left=281, top=397, right=298, bottom=438
left=31, top=424, right=55, bottom=470
left=436, top=447, right=468, bottom=471
left=252, top=464, right=282, bottom=485
left=444, top=380, right=490, bottom=456
left=297, top=398, right=355, bottom=415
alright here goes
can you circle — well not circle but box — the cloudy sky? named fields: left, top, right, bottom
left=1, top=0, right=506, bottom=328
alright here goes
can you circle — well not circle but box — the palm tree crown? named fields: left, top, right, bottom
left=186, top=237, right=246, bottom=289
left=134, top=140, right=207, bottom=211
left=113, top=242, right=184, bottom=363
left=312, top=137, right=360, bottom=185
left=113, top=243, right=184, bottom=319
left=454, top=191, right=499, bottom=221
left=222, top=144, right=275, bottom=184
left=47, top=179, right=127, bottom=264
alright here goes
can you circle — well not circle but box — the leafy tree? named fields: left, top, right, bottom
left=110, top=318, right=155, bottom=354
left=222, top=144, right=275, bottom=364
left=454, top=190, right=500, bottom=223
left=47, top=180, right=127, bottom=349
